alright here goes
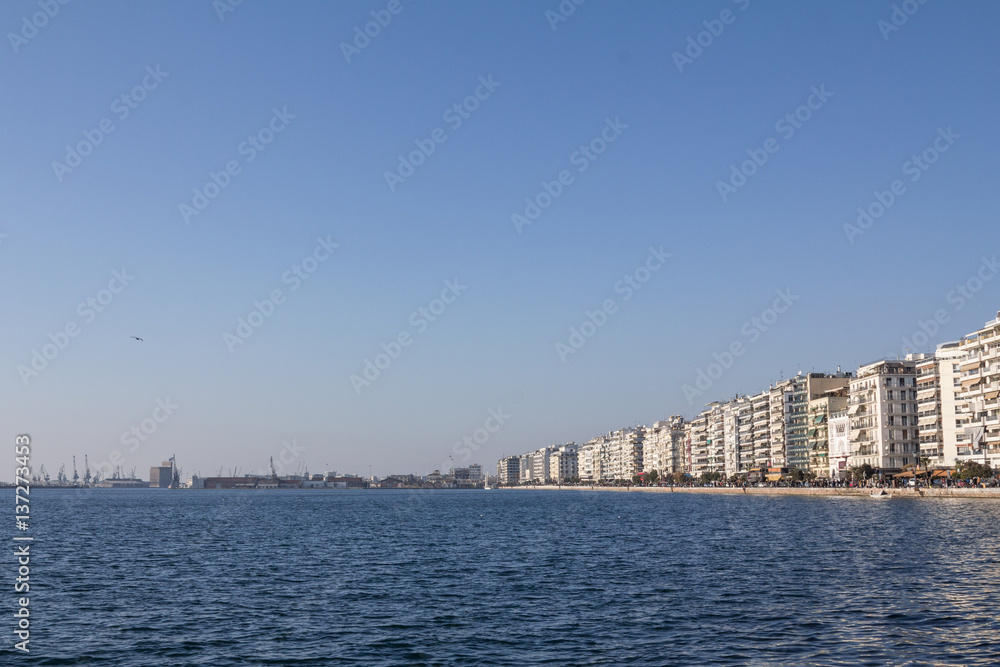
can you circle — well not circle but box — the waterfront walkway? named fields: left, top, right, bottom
left=500, top=485, right=1000, bottom=498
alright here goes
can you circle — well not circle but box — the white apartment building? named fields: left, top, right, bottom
left=518, top=453, right=534, bottom=484
left=548, top=443, right=578, bottom=483
left=642, top=421, right=672, bottom=476
left=600, top=427, right=644, bottom=481
left=578, top=436, right=605, bottom=483
left=686, top=411, right=710, bottom=476
left=955, top=311, right=1000, bottom=466
left=914, top=343, right=965, bottom=467
left=849, top=360, right=919, bottom=470
left=751, top=389, right=771, bottom=470
left=532, top=446, right=556, bottom=482
left=828, top=409, right=850, bottom=478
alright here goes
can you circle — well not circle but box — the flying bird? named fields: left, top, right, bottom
left=130, top=336, right=143, bottom=342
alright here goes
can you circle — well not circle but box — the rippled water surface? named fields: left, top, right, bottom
left=7, top=489, right=1000, bottom=665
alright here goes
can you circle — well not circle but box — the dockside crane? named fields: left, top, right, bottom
left=72, top=456, right=79, bottom=485
left=169, top=455, right=180, bottom=488
left=84, top=455, right=91, bottom=486
left=58, top=464, right=67, bottom=484
left=270, top=456, right=279, bottom=481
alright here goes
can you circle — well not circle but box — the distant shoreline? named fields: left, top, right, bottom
left=497, top=485, right=1000, bottom=499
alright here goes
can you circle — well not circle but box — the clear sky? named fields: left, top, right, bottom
left=2, top=0, right=999, bottom=481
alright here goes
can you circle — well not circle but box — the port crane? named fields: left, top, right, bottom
left=169, top=455, right=181, bottom=488
left=84, top=455, right=91, bottom=486
left=57, top=465, right=67, bottom=485
left=270, top=456, right=279, bottom=480
left=72, top=456, right=79, bottom=485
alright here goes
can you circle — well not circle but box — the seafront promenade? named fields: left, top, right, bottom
left=499, top=485, right=1000, bottom=498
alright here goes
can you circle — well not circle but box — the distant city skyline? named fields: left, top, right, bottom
left=3, top=1, right=999, bottom=479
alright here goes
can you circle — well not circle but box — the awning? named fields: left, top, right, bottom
left=766, top=473, right=782, bottom=481
left=813, top=415, right=826, bottom=424
left=849, top=403, right=864, bottom=415
left=962, top=376, right=983, bottom=387
left=960, top=359, right=983, bottom=371
left=931, top=469, right=952, bottom=478
left=984, top=390, right=1000, bottom=401
left=807, top=428, right=818, bottom=438
left=894, top=471, right=915, bottom=478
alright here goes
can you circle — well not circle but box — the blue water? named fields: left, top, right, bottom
left=5, top=489, right=1000, bottom=665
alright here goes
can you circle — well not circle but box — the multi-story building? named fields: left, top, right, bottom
left=578, top=436, right=606, bottom=483
left=707, top=403, right=727, bottom=476
left=643, top=420, right=683, bottom=476
left=913, top=343, right=965, bottom=467
left=769, top=379, right=792, bottom=468
left=600, top=427, right=644, bottom=481
left=642, top=422, right=669, bottom=476
left=548, top=443, right=578, bottom=483
left=828, top=409, right=851, bottom=478
left=849, top=360, right=919, bottom=470
left=750, top=389, right=771, bottom=470
left=807, top=391, right=849, bottom=478
left=518, top=453, right=534, bottom=484
left=955, top=311, right=1000, bottom=466
left=497, top=456, right=520, bottom=485
left=532, top=446, right=556, bottom=482
left=686, top=410, right=710, bottom=477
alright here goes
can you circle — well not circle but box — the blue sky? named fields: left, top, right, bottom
left=2, top=0, right=999, bottom=480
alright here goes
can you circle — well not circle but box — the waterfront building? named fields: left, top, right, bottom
left=686, top=410, right=710, bottom=476
left=667, top=416, right=687, bottom=473
left=149, top=462, right=173, bottom=488
left=828, top=409, right=851, bottom=478
left=642, top=421, right=672, bottom=477
left=706, top=403, right=727, bottom=476
left=769, top=380, right=792, bottom=468
left=519, top=453, right=534, bottom=484
left=548, top=443, right=578, bottom=483
left=807, top=391, right=849, bottom=478
left=532, top=446, right=556, bottom=483
left=497, top=456, right=520, bottom=485
left=914, top=343, right=965, bottom=467
left=849, top=360, right=919, bottom=471
left=751, top=389, right=771, bottom=470
left=596, top=427, right=644, bottom=482
left=954, top=311, right=1000, bottom=466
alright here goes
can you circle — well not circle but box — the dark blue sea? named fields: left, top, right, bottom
left=5, top=489, right=1000, bottom=666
